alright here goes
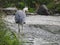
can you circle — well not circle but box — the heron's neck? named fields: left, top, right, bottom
left=23, top=10, right=26, bottom=13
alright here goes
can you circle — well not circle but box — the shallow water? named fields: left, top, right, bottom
left=3, top=15, right=60, bottom=45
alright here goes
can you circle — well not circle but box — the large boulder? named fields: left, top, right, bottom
left=37, top=4, right=50, bottom=15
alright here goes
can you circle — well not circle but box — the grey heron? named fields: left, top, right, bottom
left=15, top=10, right=27, bottom=33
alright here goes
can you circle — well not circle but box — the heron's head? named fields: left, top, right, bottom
left=23, top=6, right=28, bottom=13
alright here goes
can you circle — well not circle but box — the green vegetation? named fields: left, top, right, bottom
left=29, top=8, right=36, bottom=13
left=0, top=0, right=60, bottom=13
left=0, top=14, right=23, bottom=45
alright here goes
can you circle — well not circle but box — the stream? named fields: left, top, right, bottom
left=3, top=15, right=60, bottom=45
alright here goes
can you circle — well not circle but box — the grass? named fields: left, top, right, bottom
left=0, top=14, right=23, bottom=45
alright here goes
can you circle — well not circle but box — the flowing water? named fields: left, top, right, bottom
left=3, top=15, right=60, bottom=45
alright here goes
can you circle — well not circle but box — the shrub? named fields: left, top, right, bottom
left=17, top=2, right=25, bottom=9
left=56, top=3, right=60, bottom=13
left=29, top=8, right=35, bottom=13
left=0, top=19, right=23, bottom=45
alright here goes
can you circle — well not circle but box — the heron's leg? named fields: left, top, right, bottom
left=17, top=23, right=20, bottom=38
left=18, top=23, right=20, bottom=33
left=21, top=24, right=23, bottom=33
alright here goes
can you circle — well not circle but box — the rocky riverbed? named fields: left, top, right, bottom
left=3, top=15, right=60, bottom=45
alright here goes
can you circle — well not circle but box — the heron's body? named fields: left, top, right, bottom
left=15, top=10, right=26, bottom=33
left=15, top=10, right=26, bottom=24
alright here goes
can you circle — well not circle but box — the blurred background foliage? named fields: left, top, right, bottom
left=0, top=0, right=60, bottom=13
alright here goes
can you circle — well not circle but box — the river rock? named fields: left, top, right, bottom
left=37, top=4, right=50, bottom=15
